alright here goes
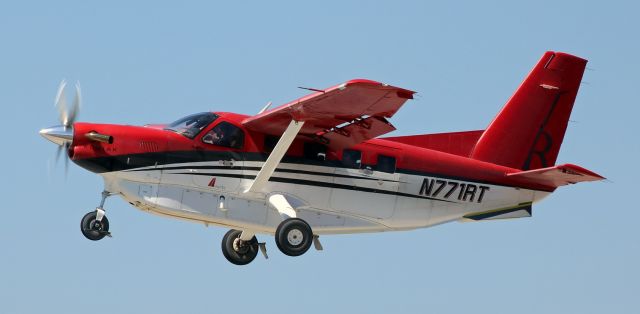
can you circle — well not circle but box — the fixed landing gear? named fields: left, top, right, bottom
left=221, top=230, right=259, bottom=265
left=267, top=194, right=315, bottom=257
left=80, top=191, right=114, bottom=241
left=220, top=219, right=320, bottom=265
left=275, top=218, right=313, bottom=256
left=81, top=211, right=110, bottom=241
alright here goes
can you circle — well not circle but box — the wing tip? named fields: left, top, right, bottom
left=559, top=163, right=606, bottom=180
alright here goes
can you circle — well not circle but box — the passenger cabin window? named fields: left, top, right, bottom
left=303, top=142, right=327, bottom=161
left=263, top=135, right=280, bottom=153
left=376, top=155, right=396, bottom=173
left=342, top=149, right=362, bottom=169
left=202, top=122, right=245, bottom=149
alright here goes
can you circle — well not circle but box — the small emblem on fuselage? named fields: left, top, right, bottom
left=419, top=178, right=490, bottom=203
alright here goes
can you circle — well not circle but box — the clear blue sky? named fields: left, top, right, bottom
left=1, top=1, right=638, bottom=313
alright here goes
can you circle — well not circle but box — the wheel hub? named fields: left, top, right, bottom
left=287, top=229, right=304, bottom=246
left=90, top=220, right=102, bottom=231
left=232, top=238, right=250, bottom=254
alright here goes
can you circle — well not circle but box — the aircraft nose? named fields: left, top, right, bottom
left=39, top=125, right=73, bottom=146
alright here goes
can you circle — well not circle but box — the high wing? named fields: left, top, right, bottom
left=242, top=79, right=414, bottom=193
left=242, top=79, right=415, bottom=149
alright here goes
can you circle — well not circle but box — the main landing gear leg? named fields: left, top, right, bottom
left=268, top=194, right=315, bottom=257
left=80, top=191, right=114, bottom=241
left=275, top=218, right=313, bottom=256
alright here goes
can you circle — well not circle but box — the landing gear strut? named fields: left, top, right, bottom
left=80, top=191, right=114, bottom=241
left=221, top=230, right=259, bottom=265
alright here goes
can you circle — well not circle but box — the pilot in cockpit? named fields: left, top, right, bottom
left=202, top=128, right=223, bottom=145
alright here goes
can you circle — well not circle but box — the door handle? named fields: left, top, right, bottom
left=361, top=167, right=373, bottom=176
left=220, top=160, right=234, bottom=167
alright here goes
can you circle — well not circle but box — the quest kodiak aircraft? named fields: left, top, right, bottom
left=40, top=51, right=604, bottom=265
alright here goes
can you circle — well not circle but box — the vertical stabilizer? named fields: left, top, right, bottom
left=470, top=51, right=587, bottom=170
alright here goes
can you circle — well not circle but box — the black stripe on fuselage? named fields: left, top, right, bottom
left=132, top=165, right=399, bottom=183
left=173, top=172, right=454, bottom=203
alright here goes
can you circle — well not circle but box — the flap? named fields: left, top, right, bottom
left=316, top=116, right=396, bottom=149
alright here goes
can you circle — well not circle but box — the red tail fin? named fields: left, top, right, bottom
left=470, top=51, right=587, bottom=170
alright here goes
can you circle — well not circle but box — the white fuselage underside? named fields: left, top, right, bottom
left=102, top=160, right=549, bottom=235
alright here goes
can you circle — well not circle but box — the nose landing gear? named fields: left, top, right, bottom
left=80, top=191, right=114, bottom=241
left=80, top=211, right=110, bottom=241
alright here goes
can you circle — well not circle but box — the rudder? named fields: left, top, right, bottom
left=470, top=51, right=587, bottom=170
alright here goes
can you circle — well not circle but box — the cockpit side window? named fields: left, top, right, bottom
left=202, top=122, right=245, bottom=149
left=164, top=112, right=218, bottom=139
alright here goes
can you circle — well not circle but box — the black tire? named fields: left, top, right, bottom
left=275, top=218, right=313, bottom=257
left=80, top=211, right=110, bottom=241
left=221, top=229, right=259, bottom=266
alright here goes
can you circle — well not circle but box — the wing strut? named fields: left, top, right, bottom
left=244, top=120, right=305, bottom=193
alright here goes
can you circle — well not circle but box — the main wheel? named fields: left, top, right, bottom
left=221, top=229, right=259, bottom=265
left=275, top=218, right=313, bottom=256
left=80, top=211, right=110, bottom=241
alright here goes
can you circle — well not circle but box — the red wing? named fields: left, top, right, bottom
left=242, top=79, right=415, bottom=149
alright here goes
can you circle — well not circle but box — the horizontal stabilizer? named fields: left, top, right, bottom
left=506, top=164, right=605, bottom=188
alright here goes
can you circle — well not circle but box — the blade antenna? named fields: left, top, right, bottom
left=258, top=101, right=272, bottom=114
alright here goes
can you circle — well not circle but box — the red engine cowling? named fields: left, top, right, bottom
left=70, top=122, right=172, bottom=172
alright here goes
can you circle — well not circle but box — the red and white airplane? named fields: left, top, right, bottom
left=40, top=51, right=603, bottom=265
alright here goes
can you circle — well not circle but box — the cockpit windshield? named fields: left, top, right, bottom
left=164, top=112, right=218, bottom=139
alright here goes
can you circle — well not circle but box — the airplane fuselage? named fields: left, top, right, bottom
left=89, top=126, right=550, bottom=235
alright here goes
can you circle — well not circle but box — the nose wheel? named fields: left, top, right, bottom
left=80, top=191, right=114, bottom=241
left=81, top=211, right=110, bottom=241
left=221, top=229, right=259, bottom=265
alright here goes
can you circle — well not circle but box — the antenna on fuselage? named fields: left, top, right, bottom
left=297, top=86, right=325, bottom=93
left=257, top=101, right=272, bottom=114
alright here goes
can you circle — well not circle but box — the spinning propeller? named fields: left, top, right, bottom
left=40, top=80, right=82, bottom=174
